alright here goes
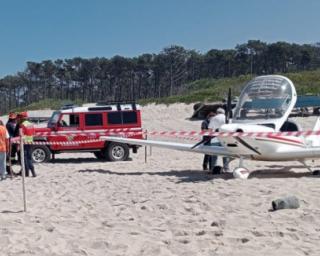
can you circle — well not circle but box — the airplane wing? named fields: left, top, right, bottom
left=101, top=136, right=238, bottom=157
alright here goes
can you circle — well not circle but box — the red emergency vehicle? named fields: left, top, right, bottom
left=31, top=102, right=143, bottom=163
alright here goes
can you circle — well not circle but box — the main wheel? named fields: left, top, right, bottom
left=233, top=167, right=250, bottom=179
left=31, top=145, right=51, bottom=163
left=105, top=142, right=129, bottom=161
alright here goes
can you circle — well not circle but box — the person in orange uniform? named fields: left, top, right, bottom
left=0, top=120, right=9, bottom=180
left=18, top=112, right=36, bottom=177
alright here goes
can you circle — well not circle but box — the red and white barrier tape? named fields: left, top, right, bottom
left=34, top=128, right=320, bottom=138
left=10, top=129, right=320, bottom=146
left=11, top=138, right=105, bottom=145
left=147, top=130, right=320, bottom=137
left=35, top=128, right=143, bottom=137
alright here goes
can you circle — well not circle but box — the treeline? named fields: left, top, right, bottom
left=1, top=40, right=320, bottom=114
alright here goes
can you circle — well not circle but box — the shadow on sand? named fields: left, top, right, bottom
left=1, top=210, right=24, bottom=214
left=249, top=166, right=315, bottom=179
left=78, top=169, right=233, bottom=183
left=47, top=158, right=132, bottom=164
left=78, top=165, right=320, bottom=182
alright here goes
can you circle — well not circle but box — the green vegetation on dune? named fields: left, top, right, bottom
left=15, top=69, right=320, bottom=111
left=2, top=41, right=320, bottom=114
left=140, top=70, right=320, bottom=105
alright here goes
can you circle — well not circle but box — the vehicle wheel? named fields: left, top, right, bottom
left=93, top=151, right=107, bottom=160
left=106, top=142, right=129, bottom=161
left=31, top=145, right=51, bottom=163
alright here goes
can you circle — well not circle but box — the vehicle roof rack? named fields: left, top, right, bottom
left=96, top=101, right=137, bottom=111
left=61, top=104, right=79, bottom=110
left=88, top=106, right=113, bottom=111
left=96, top=100, right=136, bottom=106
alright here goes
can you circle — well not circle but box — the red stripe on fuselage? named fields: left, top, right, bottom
left=266, top=135, right=303, bottom=144
left=255, top=135, right=305, bottom=147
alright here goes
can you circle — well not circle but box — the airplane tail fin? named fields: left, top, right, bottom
left=313, top=117, right=320, bottom=131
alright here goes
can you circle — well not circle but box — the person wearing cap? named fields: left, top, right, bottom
left=6, top=112, right=17, bottom=175
left=208, top=108, right=229, bottom=174
left=201, top=111, right=215, bottom=170
left=6, top=112, right=17, bottom=137
left=17, top=112, right=37, bottom=177
left=0, top=120, right=10, bottom=180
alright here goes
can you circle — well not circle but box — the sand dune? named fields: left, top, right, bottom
left=1, top=104, right=320, bottom=255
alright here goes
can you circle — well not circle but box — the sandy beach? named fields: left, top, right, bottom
left=1, top=103, right=320, bottom=256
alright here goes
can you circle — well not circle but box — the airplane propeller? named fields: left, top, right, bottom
left=226, top=87, right=232, bottom=124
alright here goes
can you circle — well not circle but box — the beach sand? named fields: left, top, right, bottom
left=1, top=104, right=320, bottom=256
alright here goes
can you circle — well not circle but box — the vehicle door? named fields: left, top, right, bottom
left=81, top=112, right=106, bottom=149
left=51, top=113, right=81, bottom=150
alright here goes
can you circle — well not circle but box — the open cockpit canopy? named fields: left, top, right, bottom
left=233, top=75, right=297, bottom=130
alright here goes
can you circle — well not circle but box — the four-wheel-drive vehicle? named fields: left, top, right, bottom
left=31, top=102, right=143, bottom=163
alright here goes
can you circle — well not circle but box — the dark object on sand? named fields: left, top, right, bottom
left=272, top=196, right=300, bottom=211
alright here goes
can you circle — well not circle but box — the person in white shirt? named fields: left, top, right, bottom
left=208, top=108, right=229, bottom=173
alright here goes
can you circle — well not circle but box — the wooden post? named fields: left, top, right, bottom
left=19, top=130, right=27, bottom=212
left=8, top=140, right=13, bottom=179
left=144, top=131, right=147, bottom=163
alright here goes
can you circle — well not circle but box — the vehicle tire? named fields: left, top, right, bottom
left=106, top=142, right=129, bottom=161
left=93, top=151, right=107, bottom=160
left=31, top=145, right=51, bottom=163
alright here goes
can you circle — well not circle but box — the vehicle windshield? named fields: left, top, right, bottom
left=234, top=76, right=293, bottom=120
left=48, top=111, right=60, bottom=128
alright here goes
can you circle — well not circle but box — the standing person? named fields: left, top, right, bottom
left=201, top=112, right=215, bottom=170
left=208, top=108, right=229, bottom=174
left=6, top=112, right=17, bottom=137
left=17, top=112, right=37, bottom=177
left=6, top=112, right=17, bottom=164
left=0, top=120, right=9, bottom=180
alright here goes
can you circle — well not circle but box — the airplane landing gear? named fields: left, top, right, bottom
left=233, top=167, right=250, bottom=179
left=300, top=161, right=320, bottom=176
left=232, top=156, right=250, bottom=179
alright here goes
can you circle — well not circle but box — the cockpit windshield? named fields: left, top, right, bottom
left=48, top=111, right=60, bottom=128
left=234, top=76, right=293, bottom=121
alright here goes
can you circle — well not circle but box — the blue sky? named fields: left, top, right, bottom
left=0, top=0, right=319, bottom=78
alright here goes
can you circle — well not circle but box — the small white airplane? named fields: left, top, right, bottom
left=105, top=75, right=320, bottom=179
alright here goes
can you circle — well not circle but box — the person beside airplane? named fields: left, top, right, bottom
left=201, top=111, right=215, bottom=171
left=208, top=108, right=230, bottom=174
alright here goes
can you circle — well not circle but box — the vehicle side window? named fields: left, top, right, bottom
left=59, top=114, right=80, bottom=127
left=85, top=113, right=103, bottom=126
left=122, top=111, right=137, bottom=124
left=107, top=111, right=137, bottom=125
left=108, top=112, right=122, bottom=124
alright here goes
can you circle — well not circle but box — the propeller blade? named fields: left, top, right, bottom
left=226, top=87, right=232, bottom=124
